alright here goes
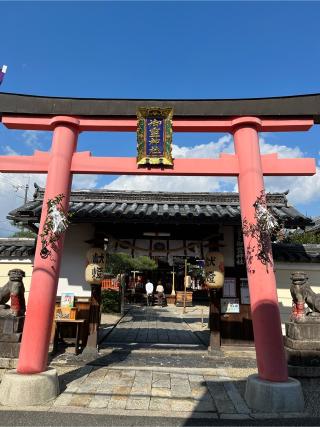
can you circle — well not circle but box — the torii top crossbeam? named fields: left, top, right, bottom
left=0, top=92, right=318, bottom=176
left=1, top=92, right=320, bottom=121
left=0, top=92, right=317, bottom=386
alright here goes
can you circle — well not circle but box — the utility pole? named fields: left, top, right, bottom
left=24, top=183, right=29, bottom=204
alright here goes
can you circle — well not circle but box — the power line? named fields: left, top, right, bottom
left=0, top=175, right=30, bottom=201
left=0, top=173, right=26, bottom=187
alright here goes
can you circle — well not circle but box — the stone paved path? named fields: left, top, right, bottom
left=102, top=305, right=205, bottom=347
left=53, top=365, right=254, bottom=418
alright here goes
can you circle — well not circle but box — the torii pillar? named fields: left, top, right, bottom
left=0, top=113, right=315, bottom=410
left=233, top=117, right=287, bottom=382
left=17, top=117, right=80, bottom=373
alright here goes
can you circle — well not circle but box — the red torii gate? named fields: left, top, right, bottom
left=0, top=111, right=316, bottom=385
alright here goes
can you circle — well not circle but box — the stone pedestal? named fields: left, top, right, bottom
left=0, top=368, right=59, bottom=406
left=0, top=315, right=24, bottom=358
left=285, top=321, right=320, bottom=366
left=245, top=374, right=304, bottom=413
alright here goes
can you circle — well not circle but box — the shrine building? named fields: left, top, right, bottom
left=6, top=184, right=317, bottom=344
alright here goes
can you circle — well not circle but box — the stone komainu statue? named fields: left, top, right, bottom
left=0, top=269, right=26, bottom=317
left=290, top=271, right=320, bottom=321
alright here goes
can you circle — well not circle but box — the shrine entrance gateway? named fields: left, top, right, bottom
left=0, top=93, right=317, bottom=384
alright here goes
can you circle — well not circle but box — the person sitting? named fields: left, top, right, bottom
left=155, top=281, right=166, bottom=307
left=145, top=279, right=154, bottom=306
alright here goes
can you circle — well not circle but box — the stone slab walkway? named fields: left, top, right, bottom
left=52, top=365, right=254, bottom=418
left=6, top=364, right=300, bottom=421
left=101, top=305, right=207, bottom=349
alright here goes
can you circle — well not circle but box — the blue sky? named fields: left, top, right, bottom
left=1, top=1, right=320, bottom=235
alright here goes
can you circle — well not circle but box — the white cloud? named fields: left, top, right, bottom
left=258, top=136, right=318, bottom=206
left=259, top=137, right=304, bottom=158
left=104, top=174, right=235, bottom=193
left=1, top=145, right=19, bottom=156
left=105, top=134, right=311, bottom=197
left=172, top=135, right=233, bottom=158
left=105, top=135, right=236, bottom=193
left=0, top=173, right=47, bottom=237
left=264, top=168, right=320, bottom=206
left=72, top=174, right=98, bottom=189
left=0, top=133, right=318, bottom=236
left=0, top=172, right=98, bottom=236
left=22, top=130, right=43, bottom=149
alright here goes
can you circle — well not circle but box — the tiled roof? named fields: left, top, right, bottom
left=7, top=186, right=312, bottom=227
left=272, top=243, right=320, bottom=263
left=306, top=217, right=320, bottom=234
left=0, top=238, right=35, bottom=258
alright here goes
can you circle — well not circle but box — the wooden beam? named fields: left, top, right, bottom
left=2, top=115, right=314, bottom=133
left=0, top=152, right=315, bottom=176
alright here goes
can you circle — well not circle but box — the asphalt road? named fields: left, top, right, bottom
left=0, top=411, right=320, bottom=427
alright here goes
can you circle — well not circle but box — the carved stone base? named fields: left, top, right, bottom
left=285, top=336, right=320, bottom=351
left=285, top=321, right=320, bottom=366
left=0, top=315, right=24, bottom=334
left=0, top=315, right=24, bottom=358
left=286, top=321, right=320, bottom=340
left=0, top=342, right=21, bottom=358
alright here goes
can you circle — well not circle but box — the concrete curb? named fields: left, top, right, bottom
left=0, top=404, right=309, bottom=419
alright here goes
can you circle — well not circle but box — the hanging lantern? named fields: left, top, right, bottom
left=85, top=263, right=103, bottom=285
left=204, top=252, right=224, bottom=289
left=86, top=247, right=105, bottom=267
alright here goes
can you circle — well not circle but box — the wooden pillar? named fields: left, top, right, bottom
left=86, top=284, right=102, bottom=351
left=209, top=289, right=221, bottom=351
left=232, top=117, right=288, bottom=382
left=17, top=117, right=79, bottom=374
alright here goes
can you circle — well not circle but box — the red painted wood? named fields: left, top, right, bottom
left=0, top=153, right=315, bottom=176
left=0, top=113, right=313, bottom=381
left=2, top=115, right=313, bottom=132
left=17, top=118, right=79, bottom=374
left=233, top=121, right=288, bottom=382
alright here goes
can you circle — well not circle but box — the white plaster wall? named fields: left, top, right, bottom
left=221, top=226, right=235, bottom=267
left=58, top=223, right=95, bottom=296
left=275, top=262, right=320, bottom=333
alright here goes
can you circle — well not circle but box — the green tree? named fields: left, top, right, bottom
left=11, top=229, right=37, bottom=238
left=106, top=252, right=157, bottom=275
left=9, top=220, right=36, bottom=238
left=283, top=230, right=320, bottom=244
left=101, top=253, right=157, bottom=314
